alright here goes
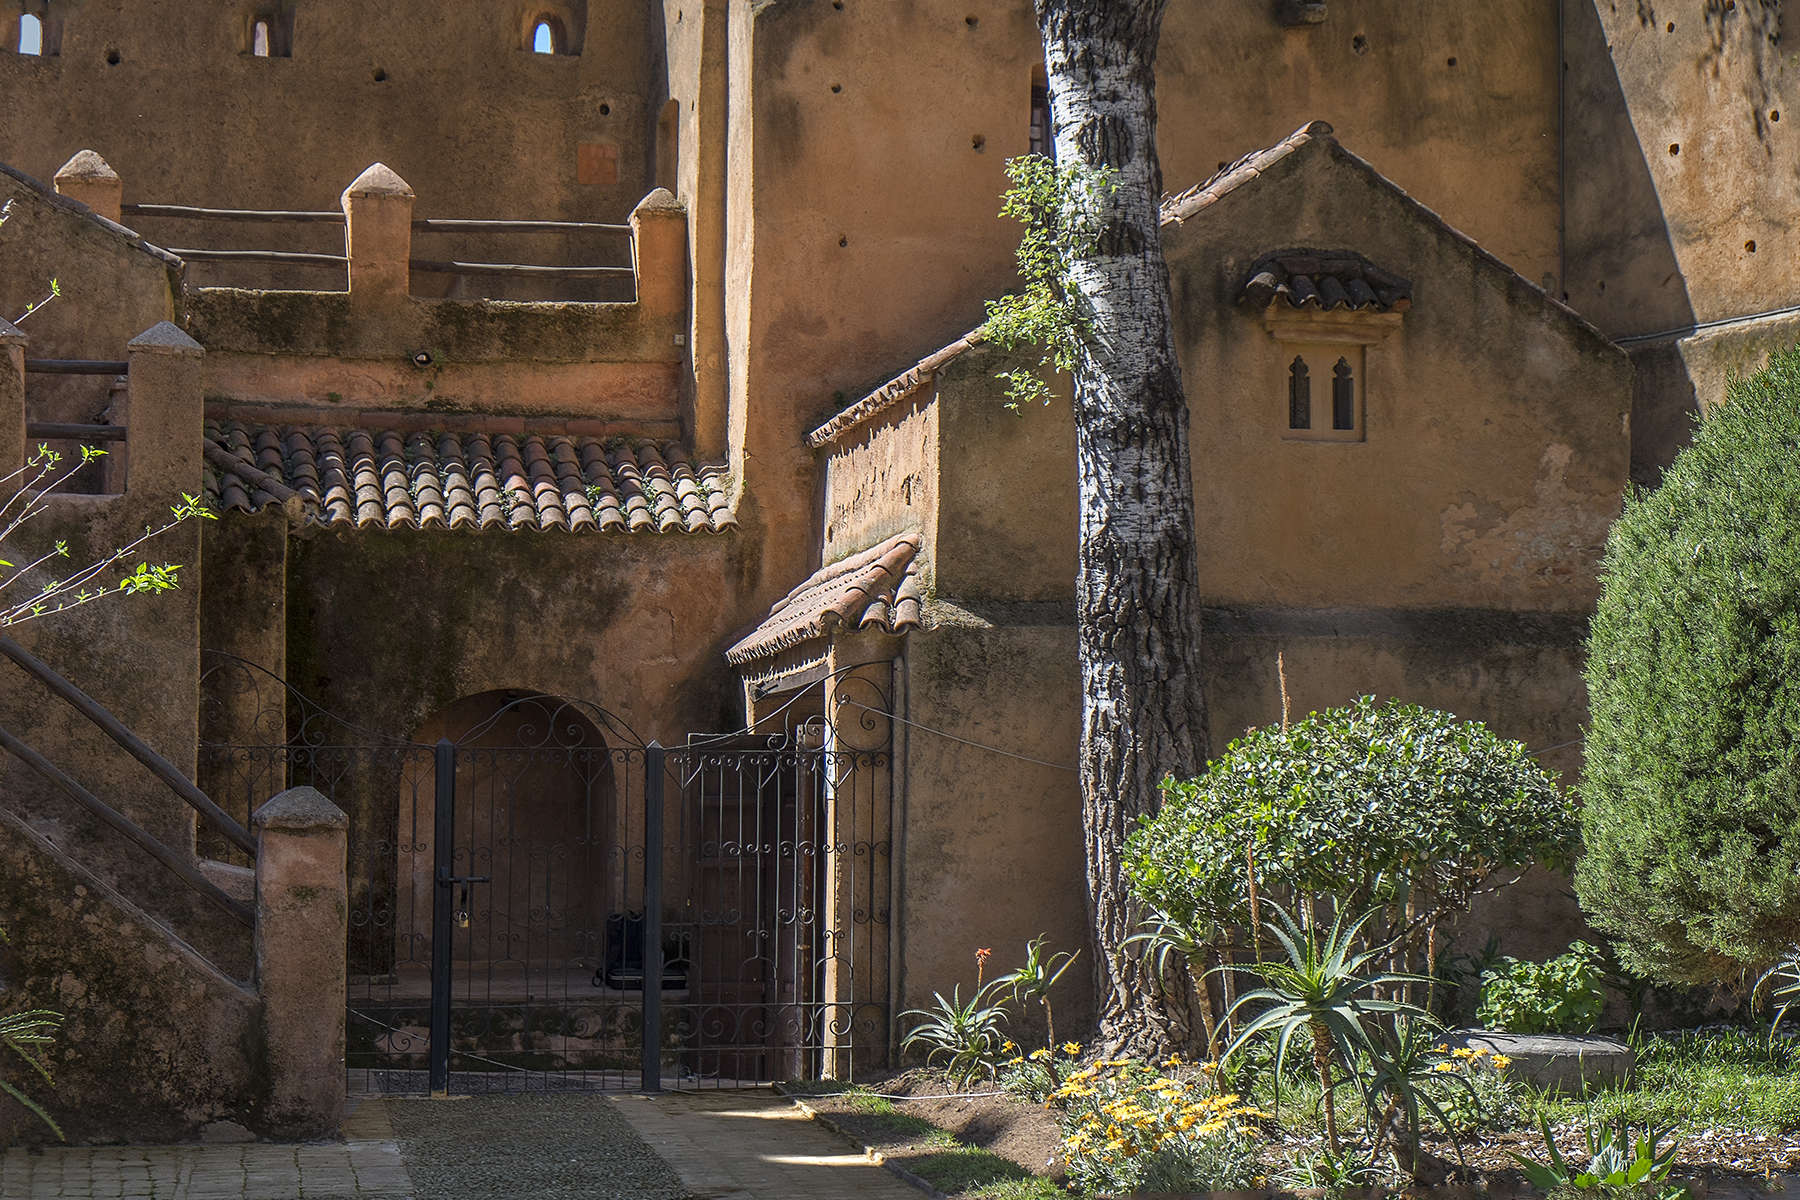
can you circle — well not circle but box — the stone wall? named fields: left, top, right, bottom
left=0, top=0, right=655, bottom=297
left=0, top=806, right=258, bottom=1145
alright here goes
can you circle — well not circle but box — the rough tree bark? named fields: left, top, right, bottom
left=1035, top=0, right=1210, bottom=1055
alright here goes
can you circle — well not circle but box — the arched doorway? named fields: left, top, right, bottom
left=400, top=691, right=619, bottom=990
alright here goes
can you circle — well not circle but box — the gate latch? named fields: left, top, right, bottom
left=442, top=874, right=490, bottom=930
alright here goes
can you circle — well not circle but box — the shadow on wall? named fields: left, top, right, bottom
left=1564, top=0, right=1699, bottom=483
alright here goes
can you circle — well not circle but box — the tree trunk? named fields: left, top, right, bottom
left=1035, top=0, right=1209, bottom=1056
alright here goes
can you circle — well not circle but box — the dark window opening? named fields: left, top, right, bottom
left=1029, top=67, right=1053, bottom=159
left=1288, top=356, right=1311, bottom=429
left=1332, top=356, right=1355, bottom=430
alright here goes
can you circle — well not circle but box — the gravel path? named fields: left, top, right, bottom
left=385, top=1095, right=692, bottom=1200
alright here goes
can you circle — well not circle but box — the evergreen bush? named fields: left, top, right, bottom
left=1126, top=697, right=1572, bottom=952
left=1578, top=345, right=1800, bottom=983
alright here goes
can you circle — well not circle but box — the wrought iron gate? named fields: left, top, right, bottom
left=197, top=657, right=891, bottom=1093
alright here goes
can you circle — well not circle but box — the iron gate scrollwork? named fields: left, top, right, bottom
left=196, top=652, right=893, bottom=1093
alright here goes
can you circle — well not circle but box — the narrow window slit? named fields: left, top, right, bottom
left=1288, top=356, right=1311, bottom=430
left=1332, top=357, right=1355, bottom=430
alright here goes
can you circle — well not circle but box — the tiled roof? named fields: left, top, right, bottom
left=726, top=532, right=924, bottom=665
left=1240, top=250, right=1412, bottom=313
left=203, top=420, right=736, bottom=534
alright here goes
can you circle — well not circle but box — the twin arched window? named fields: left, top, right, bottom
left=1287, top=353, right=1360, bottom=437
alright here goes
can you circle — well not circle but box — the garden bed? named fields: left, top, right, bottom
left=787, top=1029, right=1800, bottom=1200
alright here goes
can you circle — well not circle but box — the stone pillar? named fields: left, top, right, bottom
left=123, top=322, right=204, bottom=500
left=630, top=188, right=688, bottom=324
left=253, top=786, right=348, bottom=1139
left=53, top=150, right=122, bottom=224
left=820, top=638, right=897, bottom=1077
left=340, top=163, right=415, bottom=301
left=0, top=317, right=25, bottom=482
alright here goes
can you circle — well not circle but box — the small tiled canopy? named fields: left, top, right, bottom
left=1240, top=250, right=1412, bottom=313
left=726, top=532, right=924, bottom=666
left=203, top=421, right=735, bottom=534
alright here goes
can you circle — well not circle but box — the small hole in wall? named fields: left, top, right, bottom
left=1446, top=55, right=1457, bottom=67
left=966, top=14, right=978, bottom=26
left=1772, top=110, right=1781, bottom=122
left=1747, top=240, right=1758, bottom=253
left=1351, top=32, right=1368, bottom=54
left=838, top=235, right=848, bottom=248
left=1598, top=280, right=1607, bottom=293
left=1666, top=21, right=1675, bottom=31
left=1668, top=142, right=1680, bottom=155
left=829, top=83, right=842, bottom=93
left=1217, top=161, right=1227, bottom=170
left=105, top=48, right=121, bottom=65
left=373, top=67, right=388, bottom=81
left=598, top=103, right=611, bottom=115
left=971, top=134, right=985, bottom=152
left=832, top=1, right=843, bottom=9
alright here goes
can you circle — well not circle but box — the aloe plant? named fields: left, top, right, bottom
left=1221, top=904, right=1433, bottom=1154
left=1513, top=1113, right=1687, bottom=1198
left=899, top=980, right=1011, bottom=1088
left=1, top=1006, right=63, bottom=1139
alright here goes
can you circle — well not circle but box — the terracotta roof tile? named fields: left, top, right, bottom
left=1240, top=250, right=1413, bottom=313
left=203, top=420, right=736, bottom=535
left=726, top=532, right=925, bottom=665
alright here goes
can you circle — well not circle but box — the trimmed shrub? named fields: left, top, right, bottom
left=1126, top=696, right=1573, bottom=948
left=1578, top=346, right=1800, bottom=983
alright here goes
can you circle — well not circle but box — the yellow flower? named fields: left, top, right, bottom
left=1451, top=1047, right=1477, bottom=1059
left=1001, top=1040, right=1016, bottom=1053
left=1028, top=1048, right=1051, bottom=1062
left=1491, top=1054, right=1513, bottom=1069
left=1062, top=1041, right=1082, bottom=1056
left=1433, top=1061, right=1457, bottom=1073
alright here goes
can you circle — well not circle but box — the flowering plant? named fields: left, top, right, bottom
left=1053, top=1056, right=1265, bottom=1195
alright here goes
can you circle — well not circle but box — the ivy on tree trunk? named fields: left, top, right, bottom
left=1035, top=0, right=1209, bottom=1056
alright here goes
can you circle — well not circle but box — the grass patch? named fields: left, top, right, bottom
left=903, top=1143, right=1063, bottom=1199
left=1533, top=1029, right=1800, bottom=1134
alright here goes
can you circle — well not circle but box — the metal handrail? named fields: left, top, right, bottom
left=166, top=248, right=347, bottom=266
left=0, top=723, right=253, bottom=927
left=412, top=218, right=631, bottom=234
left=26, top=422, right=127, bottom=442
left=23, top=359, right=129, bottom=375
left=123, top=203, right=343, bottom=224
left=409, top=259, right=634, bottom=279
left=0, top=637, right=257, bottom=856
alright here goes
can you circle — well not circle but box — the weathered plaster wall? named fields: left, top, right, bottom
left=895, top=623, right=1091, bottom=1040
left=1162, top=139, right=1630, bottom=611
left=820, top=391, right=939, bottom=566
left=282, top=526, right=750, bottom=755
left=726, top=0, right=1564, bottom=657
left=0, top=0, right=655, bottom=295
left=0, top=806, right=257, bottom=1145
left=1622, top=312, right=1800, bottom=484
left=1564, top=0, right=1793, bottom=338
left=1562, top=1, right=1800, bottom=473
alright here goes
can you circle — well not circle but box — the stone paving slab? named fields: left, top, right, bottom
left=609, top=1090, right=927, bottom=1200
left=0, top=1089, right=925, bottom=1199
left=0, top=1100, right=411, bottom=1199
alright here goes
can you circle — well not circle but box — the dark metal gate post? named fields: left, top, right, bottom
left=428, top=737, right=455, bottom=1096
left=641, top=742, right=665, bottom=1092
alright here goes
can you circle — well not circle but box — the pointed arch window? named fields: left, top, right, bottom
left=1288, top=356, right=1311, bottom=430
left=251, top=18, right=270, bottom=55
left=1332, top=356, right=1355, bottom=430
